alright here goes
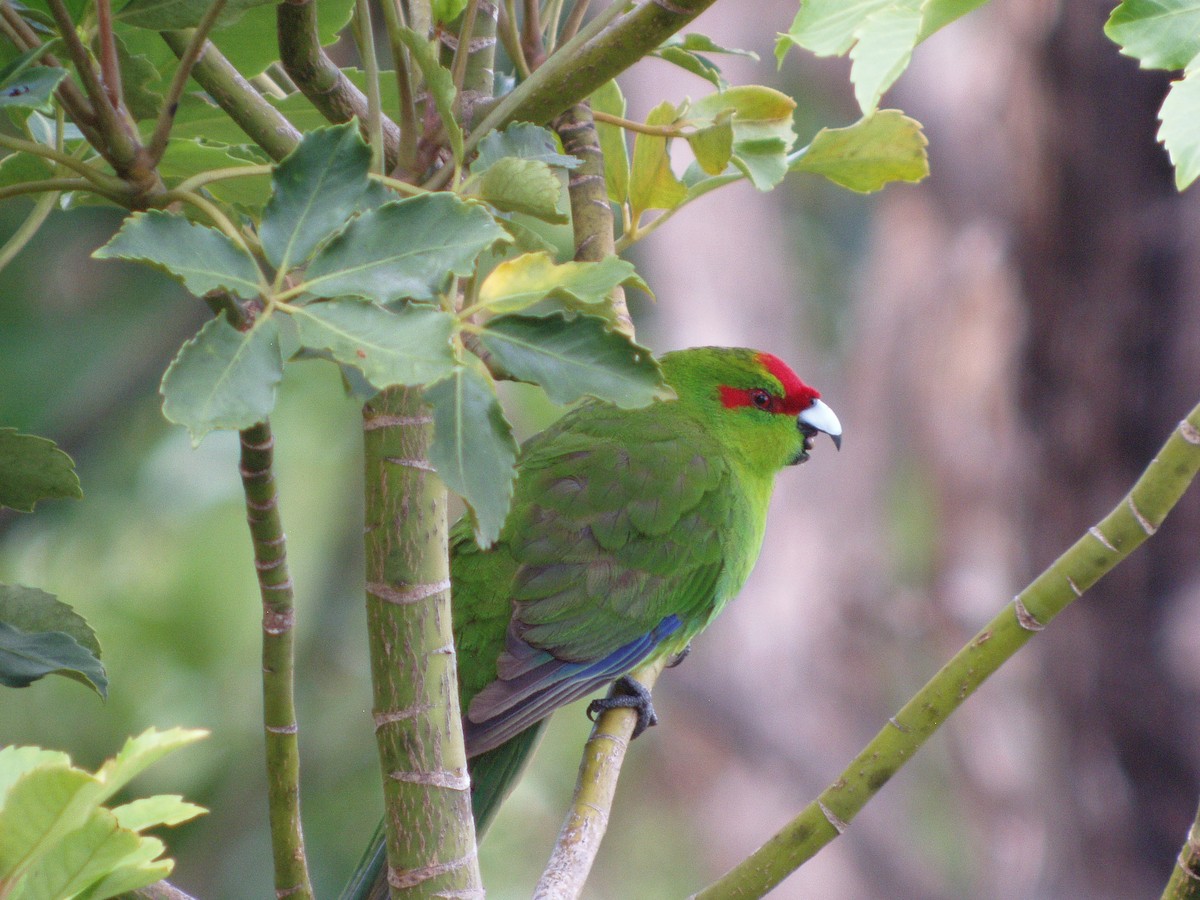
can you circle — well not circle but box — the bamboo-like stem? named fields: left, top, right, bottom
left=239, top=420, right=315, bottom=900
left=534, top=658, right=666, bottom=899
left=352, top=0, right=385, bottom=175
left=146, top=0, right=229, bottom=164
left=1163, top=799, right=1200, bottom=900
left=276, top=0, right=402, bottom=169
left=378, top=0, right=420, bottom=173
left=93, top=0, right=123, bottom=111
left=554, top=102, right=631, bottom=336
left=692, top=410, right=1200, bottom=900
left=160, top=30, right=301, bottom=162
left=362, top=389, right=483, bottom=899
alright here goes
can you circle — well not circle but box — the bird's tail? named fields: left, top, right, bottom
left=339, top=722, right=547, bottom=900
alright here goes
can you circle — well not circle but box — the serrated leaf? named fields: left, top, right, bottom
left=478, top=252, right=649, bottom=315
left=0, top=430, right=81, bottom=512
left=208, top=0, right=355, bottom=77
left=477, top=157, right=566, bottom=223
left=590, top=80, right=629, bottom=205
left=94, top=210, right=264, bottom=299
left=652, top=35, right=757, bottom=89
left=478, top=313, right=668, bottom=408
left=473, top=122, right=581, bottom=174
left=15, top=808, right=149, bottom=900
left=0, top=762, right=100, bottom=881
left=160, top=315, right=283, bottom=444
left=1159, top=69, right=1200, bottom=189
left=0, top=67, right=66, bottom=112
left=0, top=621, right=107, bottom=697
left=791, top=109, right=928, bottom=192
left=116, top=0, right=273, bottom=31
left=848, top=3, right=921, bottom=113
left=0, top=747, right=71, bottom=807
left=425, top=365, right=517, bottom=547
left=95, top=728, right=208, bottom=803
left=157, top=139, right=271, bottom=209
left=690, top=85, right=796, bottom=190
left=629, top=101, right=687, bottom=223
left=289, top=299, right=456, bottom=388
left=302, top=194, right=506, bottom=303
left=260, top=123, right=371, bottom=272
left=110, top=795, right=206, bottom=831
left=394, top=26, right=463, bottom=164
left=1106, top=0, right=1200, bottom=70
left=115, top=35, right=162, bottom=121
left=0, top=585, right=99, bottom=659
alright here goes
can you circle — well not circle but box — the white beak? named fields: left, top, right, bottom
left=798, top=398, right=842, bottom=450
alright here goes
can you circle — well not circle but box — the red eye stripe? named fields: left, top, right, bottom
left=719, top=354, right=821, bottom=415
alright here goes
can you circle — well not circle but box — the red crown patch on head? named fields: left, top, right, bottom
left=718, top=353, right=820, bottom=415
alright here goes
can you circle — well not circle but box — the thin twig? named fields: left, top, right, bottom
left=521, top=0, right=542, bottom=65
left=1163, top=799, right=1200, bottom=899
left=591, top=107, right=685, bottom=136
left=378, top=0, right=419, bottom=173
left=497, top=0, right=530, bottom=78
left=147, top=0, right=229, bottom=164
left=450, top=0, right=481, bottom=98
left=0, top=177, right=119, bottom=203
left=172, top=163, right=273, bottom=195
left=0, top=131, right=127, bottom=191
left=93, top=0, right=123, bottom=111
left=0, top=188, right=59, bottom=274
left=559, top=0, right=591, bottom=46
left=352, top=0, right=385, bottom=175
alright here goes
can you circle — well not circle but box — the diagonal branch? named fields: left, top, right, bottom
left=1162, top=797, right=1200, bottom=899
left=692, top=409, right=1200, bottom=899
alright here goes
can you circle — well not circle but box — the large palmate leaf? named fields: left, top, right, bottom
left=477, top=313, right=668, bottom=408
left=0, top=431, right=81, bottom=513
left=260, top=123, right=371, bottom=272
left=791, top=109, right=928, bottom=192
left=289, top=299, right=456, bottom=389
left=426, top=365, right=517, bottom=547
left=302, top=194, right=506, bottom=303
left=159, top=315, right=283, bottom=444
left=94, top=211, right=264, bottom=299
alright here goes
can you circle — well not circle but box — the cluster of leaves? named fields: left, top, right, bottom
left=0, top=431, right=104, bottom=698
left=0, top=728, right=206, bottom=899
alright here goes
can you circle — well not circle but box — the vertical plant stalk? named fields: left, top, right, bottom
left=534, top=658, right=666, bottom=900
left=240, top=420, right=314, bottom=900
left=378, top=0, right=419, bottom=173
left=93, top=0, right=123, bottom=111
left=362, top=389, right=483, bottom=899
left=554, top=102, right=631, bottom=336
left=1163, top=800, right=1200, bottom=900
left=691, top=410, right=1200, bottom=900
left=352, top=0, right=385, bottom=174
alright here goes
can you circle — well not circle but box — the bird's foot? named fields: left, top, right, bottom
left=587, top=676, right=658, bottom=739
left=666, top=643, right=692, bottom=668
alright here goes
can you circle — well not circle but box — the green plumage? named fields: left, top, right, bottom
left=343, top=347, right=839, bottom=900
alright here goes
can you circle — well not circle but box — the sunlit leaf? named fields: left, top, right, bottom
left=289, top=299, right=456, bottom=389
left=426, top=365, right=517, bottom=547
left=478, top=313, right=668, bottom=408
left=690, top=86, right=796, bottom=190
left=688, top=114, right=734, bottom=175
left=477, top=252, right=648, bottom=316
left=159, top=315, right=283, bottom=444
left=791, top=109, right=928, bottom=192
left=1106, top=0, right=1200, bottom=70
left=0, top=431, right=81, bottom=512
left=432, top=0, right=470, bottom=22
left=1159, top=69, right=1200, bottom=189
left=590, top=80, right=629, bottom=204
left=260, top=123, right=371, bottom=272
left=110, top=795, right=206, bottom=831
left=629, top=101, right=687, bottom=222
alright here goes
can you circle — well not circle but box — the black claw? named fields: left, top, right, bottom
left=586, top=676, right=658, bottom=739
left=666, top=643, right=692, bottom=668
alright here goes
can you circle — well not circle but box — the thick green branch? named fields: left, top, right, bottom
left=277, top=0, right=402, bottom=169
left=1163, top=799, right=1200, bottom=899
left=692, top=408, right=1200, bottom=899
left=362, top=389, right=482, bottom=899
left=160, top=30, right=301, bottom=162
left=240, top=420, right=314, bottom=900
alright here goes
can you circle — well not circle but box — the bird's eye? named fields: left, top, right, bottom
left=751, top=389, right=772, bottom=410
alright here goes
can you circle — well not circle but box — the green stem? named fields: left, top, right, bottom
left=161, top=188, right=261, bottom=262
left=146, top=0, right=229, bottom=164
left=172, top=164, right=273, bottom=195
left=0, top=187, right=58, bottom=274
left=497, top=0, right=530, bottom=79
left=591, top=107, right=686, bottom=137
left=93, top=0, right=122, bottom=111
left=692, top=408, right=1200, bottom=900
left=449, top=0, right=480, bottom=97
left=1163, top=799, right=1200, bottom=899
left=353, top=0, right=385, bottom=175
left=0, top=131, right=127, bottom=192
left=0, top=177, right=121, bottom=203
left=378, top=0, right=420, bottom=173
left=239, top=420, right=315, bottom=900
left=160, top=30, right=301, bottom=162
left=362, top=389, right=482, bottom=898
left=558, top=0, right=590, bottom=46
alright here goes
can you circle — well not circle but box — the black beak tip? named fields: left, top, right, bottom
left=830, top=432, right=842, bottom=451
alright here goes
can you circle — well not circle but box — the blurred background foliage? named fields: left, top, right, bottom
left=3, top=1, right=1200, bottom=898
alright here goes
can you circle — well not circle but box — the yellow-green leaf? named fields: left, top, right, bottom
left=477, top=252, right=649, bottom=315
left=791, top=109, right=928, bottom=192
left=629, top=101, right=687, bottom=224
left=590, top=80, right=629, bottom=205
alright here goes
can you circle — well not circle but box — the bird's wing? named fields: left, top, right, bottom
left=463, top=403, right=736, bottom=755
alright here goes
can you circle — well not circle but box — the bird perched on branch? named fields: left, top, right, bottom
left=345, top=346, right=841, bottom=900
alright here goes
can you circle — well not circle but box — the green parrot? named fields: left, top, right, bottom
left=343, top=346, right=841, bottom=900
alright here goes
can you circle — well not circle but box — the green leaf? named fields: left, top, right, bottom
left=690, top=85, right=796, bottom=190
left=0, top=67, right=67, bottom=113
left=432, top=0, right=470, bottom=22
left=110, top=795, right=206, bottom=831
left=477, top=252, right=649, bottom=316
left=15, top=808, right=155, bottom=900
left=209, top=0, right=355, bottom=77
left=629, top=101, right=687, bottom=223
left=0, top=152, right=53, bottom=190
left=116, top=0, right=273, bottom=31
left=791, top=109, right=928, bottom=192
left=0, top=585, right=100, bottom=660
left=0, top=621, right=107, bottom=697
left=478, top=313, right=668, bottom=408
left=0, top=760, right=100, bottom=882
left=473, top=122, right=581, bottom=173
left=160, top=315, right=283, bottom=444
left=0, top=431, right=81, bottom=512
left=93, top=210, right=264, bottom=299
left=302, top=194, right=506, bottom=303
left=289, top=299, right=456, bottom=389
left=651, top=34, right=758, bottom=89
left=0, top=747, right=71, bottom=804
left=115, top=35, right=163, bottom=121
left=260, top=123, right=371, bottom=272
left=94, top=728, right=208, bottom=803
left=688, top=115, right=734, bottom=175
left=590, top=80, right=629, bottom=204
left=157, top=139, right=272, bottom=209
left=847, top=3, right=921, bottom=114
left=477, top=157, right=567, bottom=223
left=1106, top=0, right=1200, bottom=70
left=1159, top=69, right=1200, bottom=189
left=426, top=365, right=517, bottom=547
left=394, top=26, right=463, bottom=164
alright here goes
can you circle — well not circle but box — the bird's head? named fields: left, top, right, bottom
left=660, top=347, right=841, bottom=472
